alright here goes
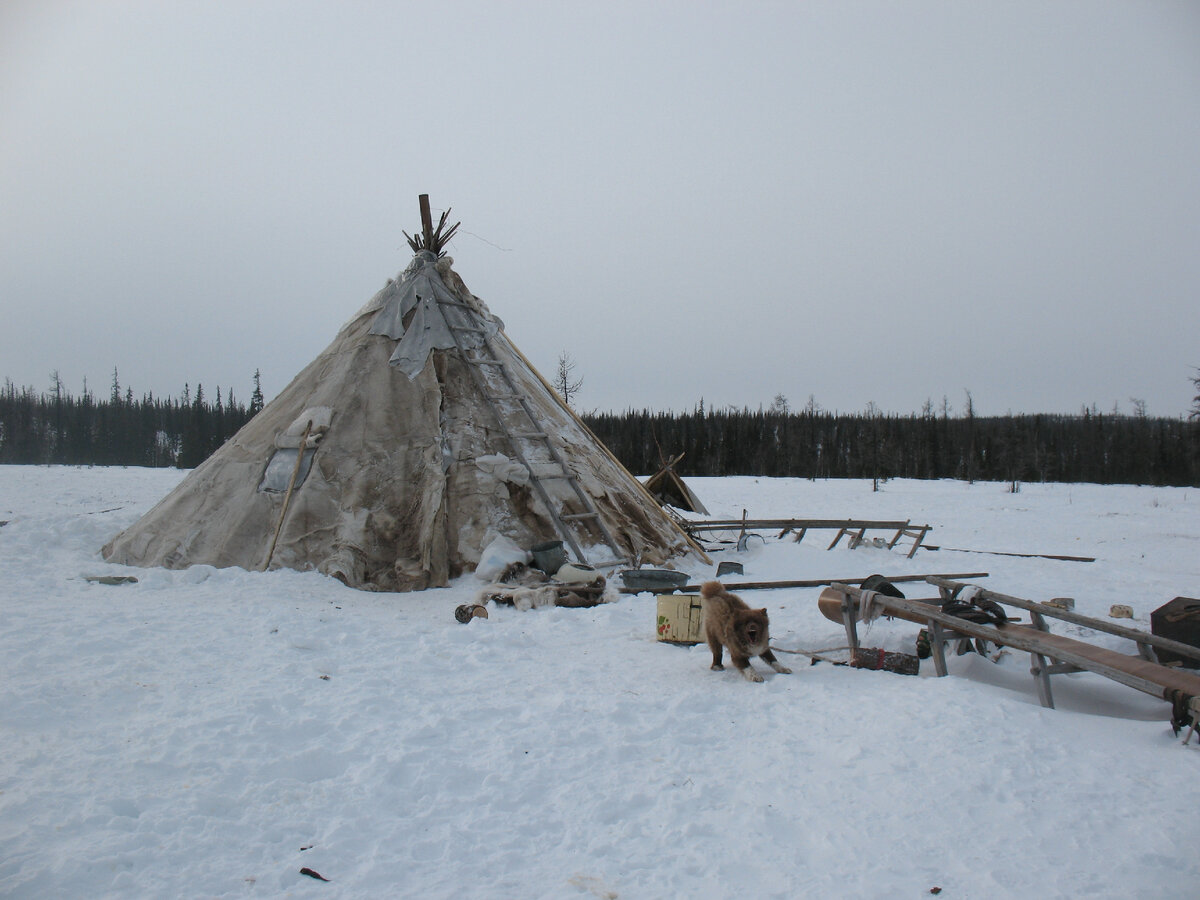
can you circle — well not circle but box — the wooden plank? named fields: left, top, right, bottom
left=685, top=518, right=914, bottom=532
left=923, top=546, right=1094, bottom=562
left=671, top=571, right=989, bottom=593
left=906, top=526, right=930, bottom=559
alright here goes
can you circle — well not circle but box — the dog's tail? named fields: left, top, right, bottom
left=700, top=580, right=724, bottom=599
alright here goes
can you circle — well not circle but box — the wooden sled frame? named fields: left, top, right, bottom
left=819, top=577, right=1200, bottom=735
left=683, top=518, right=931, bottom=558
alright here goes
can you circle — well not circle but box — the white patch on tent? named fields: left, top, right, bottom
left=275, top=406, right=333, bottom=448
left=475, top=454, right=530, bottom=486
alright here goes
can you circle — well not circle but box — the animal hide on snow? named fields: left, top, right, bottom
left=476, top=580, right=617, bottom=610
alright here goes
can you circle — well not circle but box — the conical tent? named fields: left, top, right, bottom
left=103, top=244, right=705, bottom=591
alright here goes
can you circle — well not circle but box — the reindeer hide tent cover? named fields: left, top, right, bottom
left=103, top=251, right=703, bottom=591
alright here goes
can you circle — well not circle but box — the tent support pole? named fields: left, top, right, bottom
left=419, top=194, right=434, bottom=248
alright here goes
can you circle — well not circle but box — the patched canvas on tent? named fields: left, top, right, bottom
left=103, top=212, right=706, bottom=591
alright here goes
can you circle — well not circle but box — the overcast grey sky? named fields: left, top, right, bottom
left=3, top=0, right=1199, bottom=417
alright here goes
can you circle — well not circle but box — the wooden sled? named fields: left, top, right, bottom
left=818, top=577, right=1200, bottom=734
left=682, top=517, right=931, bottom=558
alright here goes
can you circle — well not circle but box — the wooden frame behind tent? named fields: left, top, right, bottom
left=643, top=453, right=709, bottom=515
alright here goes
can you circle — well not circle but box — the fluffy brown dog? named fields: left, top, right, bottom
left=699, top=581, right=792, bottom=682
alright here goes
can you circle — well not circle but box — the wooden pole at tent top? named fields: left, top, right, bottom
left=404, top=195, right=460, bottom=255
left=419, top=194, right=434, bottom=250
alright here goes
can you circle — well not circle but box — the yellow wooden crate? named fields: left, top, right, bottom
left=656, top=593, right=704, bottom=645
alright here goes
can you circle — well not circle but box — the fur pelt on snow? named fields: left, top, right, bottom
left=477, top=578, right=616, bottom=611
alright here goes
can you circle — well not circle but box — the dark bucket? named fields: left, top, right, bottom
left=530, top=540, right=568, bottom=575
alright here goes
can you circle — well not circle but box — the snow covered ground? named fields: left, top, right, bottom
left=2, top=466, right=1198, bottom=899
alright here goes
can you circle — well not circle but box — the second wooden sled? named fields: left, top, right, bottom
left=818, top=578, right=1200, bottom=734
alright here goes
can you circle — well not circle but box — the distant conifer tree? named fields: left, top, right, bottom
left=250, top=369, right=265, bottom=415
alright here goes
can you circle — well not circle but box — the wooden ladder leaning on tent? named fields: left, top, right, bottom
left=432, top=294, right=628, bottom=569
left=409, top=195, right=627, bottom=570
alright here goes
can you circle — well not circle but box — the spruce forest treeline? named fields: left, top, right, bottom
left=582, top=405, right=1199, bottom=487
left=1, top=376, right=1197, bottom=486
left=0, top=371, right=261, bottom=469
